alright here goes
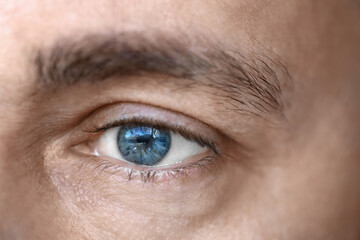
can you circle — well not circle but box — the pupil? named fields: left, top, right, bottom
left=117, top=125, right=171, bottom=165
left=136, top=134, right=152, bottom=144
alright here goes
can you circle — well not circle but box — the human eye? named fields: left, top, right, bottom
left=70, top=102, right=223, bottom=183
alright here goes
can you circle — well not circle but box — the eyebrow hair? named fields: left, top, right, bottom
left=35, top=32, right=287, bottom=117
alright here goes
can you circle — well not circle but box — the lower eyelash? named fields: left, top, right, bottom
left=92, top=154, right=219, bottom=183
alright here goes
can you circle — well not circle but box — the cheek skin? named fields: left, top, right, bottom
left=44, top=143, right=235, bottom=239
left=0, top=128, right=75, bottom=239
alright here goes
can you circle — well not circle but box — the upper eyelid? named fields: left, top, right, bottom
left=79, top=102, right=226, bottom=145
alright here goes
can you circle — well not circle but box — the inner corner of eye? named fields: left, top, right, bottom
left=95, top=123, right=209, bottom=167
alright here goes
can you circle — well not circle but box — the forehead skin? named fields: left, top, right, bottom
left=0, top=0, right=359, bottom=240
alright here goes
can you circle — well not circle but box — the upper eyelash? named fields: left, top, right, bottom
left=84, top=116, right=221, bottom=156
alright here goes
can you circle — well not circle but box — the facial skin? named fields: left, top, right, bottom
left=0, top=0, right=359, bottom=239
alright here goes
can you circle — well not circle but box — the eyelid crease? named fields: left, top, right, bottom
left=79, top=101, right=227, bottom=141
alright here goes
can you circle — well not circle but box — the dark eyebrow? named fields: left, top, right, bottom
left=35, top=32, right=287, bottom=117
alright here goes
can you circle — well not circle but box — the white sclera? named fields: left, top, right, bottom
left=96, top=126, right=207, bottom=166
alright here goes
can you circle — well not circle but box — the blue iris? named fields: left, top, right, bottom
left=117, top=125, right=171, bottom=166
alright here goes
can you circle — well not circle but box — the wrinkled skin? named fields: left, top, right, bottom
left=0, top=0, right=359, bottom=239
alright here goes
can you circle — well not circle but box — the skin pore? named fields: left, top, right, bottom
left=0, top=0, right=359, bottom=239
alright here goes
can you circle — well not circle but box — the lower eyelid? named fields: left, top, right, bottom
left=85, top=152, right=218, bottom=184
